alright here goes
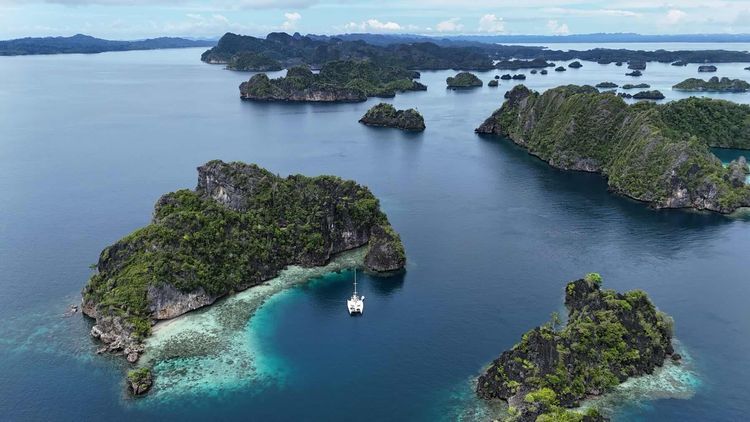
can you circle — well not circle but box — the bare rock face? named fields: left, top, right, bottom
left=147, top=284, right=217, bottom=320
left=88, top=315, right=145, bottom=362
left=364, top=224, right=406, bottom=273
left=727, top=156, right=749, bottom=187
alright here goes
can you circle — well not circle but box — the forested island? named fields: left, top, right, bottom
left=201, top=32, right=750, bottom=73
left=202, top=32, right=494, bottom=71
left=0, top=33, right=214, bottom=56
left=82, top=160, right=406, bottom=368
left=476, top=85, right=750, bottom=213
left=496, top=58, right=555, bottom=70
left=673, top=77, right=750, bottom=92
left=359, top=103, right=425, bottom=131
left=446, top=72, right=483, bottom=89
left=239, top=61, right=426, bottom=102
left=631, top=90, right=665, bottom=100
left=477, top=274, right=676, bottom=421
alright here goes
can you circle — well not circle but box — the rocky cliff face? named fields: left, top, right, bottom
left=358, top=103, right=425, bottom=132
left=476, top=274, right=674, bottom=422
left=476, top=84, right=750, bottom=213
left=82, top=160, right=406, bottom=363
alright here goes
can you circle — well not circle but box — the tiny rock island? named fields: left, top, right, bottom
left=446, top=72, right=483, bottom=89
left=476, top=85, right=750, bottom=213
left=359, top=103, right=425, bottom=131
left=632, top=90, right=665, bottom=100
left=595, top=82, right=618, bottom=89
left=82, top=160, right=406, bottom=366
left=477, top=274, right=676, bottom=422
left=673, top=77, right=750, bottom=93
left=621, top=83, right=650, bottom=90
left=239, top=60, right=426, bottom=102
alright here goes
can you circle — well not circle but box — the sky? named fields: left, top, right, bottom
left=1, top=0, right=750, bottom=40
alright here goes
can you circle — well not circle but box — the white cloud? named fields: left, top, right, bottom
left=343, top=19, right=402, bottom=32
left=544, top=8, right=640, bottom=17
left=436, top=17, right=462, bottom=32
left=547, top=19, right=569, bottom=35
left=281, top=11, right=301, bottom=30
left=665, top=9, right=687, bottom=25
left=478, top=14, right=505, bottom=32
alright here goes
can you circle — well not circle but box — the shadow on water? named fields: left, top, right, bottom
left=297, top=268, right=406, bottom=311
left=475, top=133, right=741, bottom=240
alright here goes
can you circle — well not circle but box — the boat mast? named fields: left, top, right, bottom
left=353, top=269, right=357, bottom=296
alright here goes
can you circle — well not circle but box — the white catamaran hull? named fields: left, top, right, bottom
left=347, top=297, right=364, bottom=315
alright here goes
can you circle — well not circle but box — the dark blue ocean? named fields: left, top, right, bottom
left=1, top=47, right=750, bottom=421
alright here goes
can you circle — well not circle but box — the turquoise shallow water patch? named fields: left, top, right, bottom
left=581, top=340, right=700, bottom=418
left=441, top=340, right=699, bottom=421
left=138, top=247, right=367, bottom=403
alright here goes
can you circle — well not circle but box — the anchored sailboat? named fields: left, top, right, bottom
left=347, top=269, right=364, bottom=315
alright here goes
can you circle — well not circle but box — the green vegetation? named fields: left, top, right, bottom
left=488, top=79, right=499, bottom=87
left=673, top=77, right=750, bottom=93
left=632, top=90, right=665, bottom=100
left=202, top=32, right=495, bottom=71
left=446, top=72, right=483, bottom=88
left=496, top=58, right=555, bottom=70
left=83, top=160, right=405, bottom=340
left=595, top=82, right=618, bottom=89
left=475, top=85, right=750, bottom=213
left=127, top=367, right=153, bottom=395
left=239, top=60, right=426, bottom=102
left=359, top=103, right=425, bottom=131
left=227, top=52, right=282, bottom=71
left=477, top=275, right=673, bottom=421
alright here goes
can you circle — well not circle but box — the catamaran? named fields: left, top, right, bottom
left=347, top=269, right=364, bottom=315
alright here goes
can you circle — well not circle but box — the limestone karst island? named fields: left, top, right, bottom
left=3, top=1, right=750, bottom=421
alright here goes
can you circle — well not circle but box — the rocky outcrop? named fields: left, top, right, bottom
left=488, top=79, right=499, bottom=87
left=87, top=315, right=145, bottom=363
left=127, top=368, right=153, bottom=396
left=568, top=61, right=583, bottom=68
left=363, top=224, right=406, bottom=273
left=446, top=72, right=482, bottom=89
left=626, top=70, right=642, bottom=77
left=82, top=160, right=406, bottom=367
left=475, top=84, right=750, bottom=213
left=476, top=274, right=674, bottom=421
left=359, top=103, right=425, bottom=132
left=595, top=82, right=618, bottom=89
